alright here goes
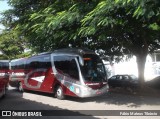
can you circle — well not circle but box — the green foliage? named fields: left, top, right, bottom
left=80, top=0, right=160, bottom=57
left=0, top=54, right=8, bottom=60
left=0, top=0, right=160, bottom=84
left=0, top=29, right=29, bottom=59
left=1, top=0, right=159, bottom=54
left=78, top=0, right=160, bottom=84
left=1, top=0, right=100, bottom=52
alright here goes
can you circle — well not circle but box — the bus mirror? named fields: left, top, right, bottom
left=79, top=56, right=84, bottom=66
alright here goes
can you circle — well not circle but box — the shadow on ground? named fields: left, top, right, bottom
left=22, top=86, right=160, bottom=108
left=2, top=86, right=160, bottom=114
left=64, top=86, right=160, bottom=108
left=0, top=89, right=99, bottom=119
left=75, top=87, right=160, bottom=108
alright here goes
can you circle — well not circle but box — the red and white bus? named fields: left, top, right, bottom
left=0, top=60, right=9, bottom=98
left=9, top=48, right=109, bottom=99
left=9, top=58, right=27, bottom=91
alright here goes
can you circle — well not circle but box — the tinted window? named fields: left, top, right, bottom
left=54, top=56, right=79, bottom=80
left=26, top=55, right=51, bottom=69
left=110, top=76, right=116, bottom=80
left=130, top=75, right=137, bottom=80
left=121, top=76, right=126, bottom=80
left=0, top=62, right=9, bottom=70
left=117, top=76, right=123, bottom=80
left=11, top=59, right=26, bottom=70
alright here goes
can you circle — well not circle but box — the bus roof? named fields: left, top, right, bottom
left=31, top=48, right=95, bottom=58
left=53, top=48, right=95, bottom=55
left=10, top=48, right=96, bottom=60
left=0, top=60, right=9, bottom=62
left=10, top=58, right=27, bottom=62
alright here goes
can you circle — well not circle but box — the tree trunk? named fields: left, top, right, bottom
left=136, top=54, right=147, bottom=89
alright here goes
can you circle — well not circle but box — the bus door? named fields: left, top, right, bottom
left=52, top=55, right=81, bottom=96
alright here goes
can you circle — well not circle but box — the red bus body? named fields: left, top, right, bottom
left=0, top=60, right=9, bottom=98
left=9, top=48, right=109, bottom=99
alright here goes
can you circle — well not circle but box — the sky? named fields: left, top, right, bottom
left=0, top=0, right=11, bottom=30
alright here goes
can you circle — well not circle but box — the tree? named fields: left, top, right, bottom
left=0, top=0, right=32, bottom=59
left=80, top=0, right=160, bottom=87
left=2, top=0, right=99, bottom=52
left=1, top=0, right=160, bottom=88
left=0, top=29, right=29, bottom=59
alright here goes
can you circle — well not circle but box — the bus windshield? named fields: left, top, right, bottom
left=80, top=54, right=107, bottom=82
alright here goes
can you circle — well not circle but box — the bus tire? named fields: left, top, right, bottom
left=56, top=86, right=65, bottom=100
left=18, top=82, right=24, bottom=92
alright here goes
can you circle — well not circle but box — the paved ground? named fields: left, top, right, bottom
left=0, top=86, right=160, bottom=119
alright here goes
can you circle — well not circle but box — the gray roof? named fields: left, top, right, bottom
left=53, top=48, right=95, bottom=55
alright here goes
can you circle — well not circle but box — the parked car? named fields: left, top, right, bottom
left=146, top=76, right=160, bottom=90
left=0, top=60, right=9, bottom=98
left=108, top=74, right=139, bottom=90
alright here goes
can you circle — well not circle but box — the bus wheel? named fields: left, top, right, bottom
left=56, top=86, right=65, bottom=100
left=18, top=82, right=24, bottom=92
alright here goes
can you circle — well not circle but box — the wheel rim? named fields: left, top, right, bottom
left=19, top=82, right=23, bottom=91
left=57, top=88, right=62, bottom=96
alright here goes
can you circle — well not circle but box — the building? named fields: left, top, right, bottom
left=104, top=51, right=160, bottom=81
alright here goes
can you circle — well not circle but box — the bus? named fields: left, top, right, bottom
left=9, top=58, right=27, bottom=92
left=9, top=48, right=109, bottom=99
left=0, top=60, right=9, bottom=98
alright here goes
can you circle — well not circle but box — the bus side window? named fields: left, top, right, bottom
left=39, top=56, right=51, bottom=69
left=1, top=62, right=9, bottom=69
left=54, top=56, right=79, bottom=81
